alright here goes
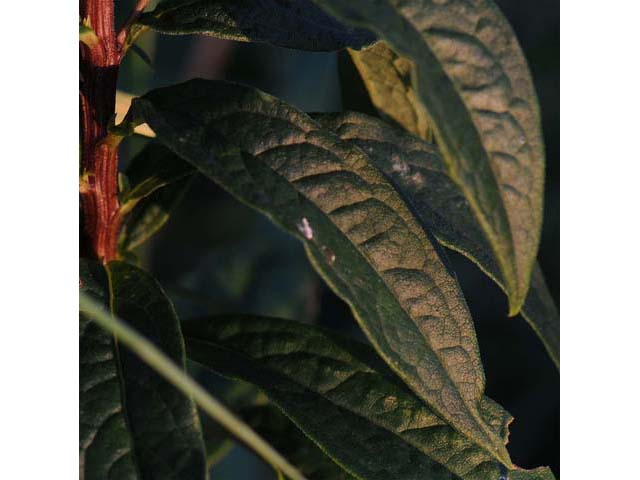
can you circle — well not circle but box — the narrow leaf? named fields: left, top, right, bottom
left=128, top=79, right=513, bottom=465
left=184, top=315, right=556, bottom=480
left=137, top=0, right=375, bottom=52
left=119, top=142, right=196, bottom=252
left=119, top=176, right=194, bottom=252
left=314, top=111, right=558, bottom=367
left=311, top=0, right=546, bottom=314
left=122, top=141, right=195, bottom=208
left=79, top=290, right=308, bottom=480
left=80, top=260, right=206, bottom=479
left=80, top=260, right=138, bottom=479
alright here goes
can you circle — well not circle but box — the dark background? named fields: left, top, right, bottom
left=116, top=0, right=559, bottom=477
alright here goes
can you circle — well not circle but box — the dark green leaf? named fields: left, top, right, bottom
left=79, top=259, right=207, bottom=479
left=184, top=315, right=555, bottom=480
left=311, top=0, right=546, bottom=314
left=128, top=78, right=512, bottom=465
left=119, top=175, right=194, bottom=252
left=314, top=111, right=558, bottom=367
left=244, top=405, right=354, bottom=480
left=80, top=260, right=138, bottom=479
left=138, top=0, right=376, bottom=52
left=121, top=141, right=195, bottom=210
left=119, top=142, right=196, bottom=252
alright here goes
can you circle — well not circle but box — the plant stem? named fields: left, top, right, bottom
left=79, top=292, right=307, bottom=480
left=117, top=0, right=150, bottom=47
left=80, top=0, right=122, bottom=262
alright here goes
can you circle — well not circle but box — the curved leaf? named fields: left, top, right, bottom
left=119, top=176, right=194, bottom=252
left=138, top=0, right=375, bottom=52
left=311, top=0, right=545, bottom=314
left=79, top=259, right=207, bottom=480
left=119, top=142, right=196, bottom=253
left=128, top=78, right=512, bottom=465
left=314, top=111, right=558, bottom=367
left=348, top=41, right=431, bottom=141
left=80, top=260, right=138, bottom=479
left=243, top=405, right=354, bottom=480
left=184, top=314, right=555, bottom=480
left=121, top=141, right=195, bottom=209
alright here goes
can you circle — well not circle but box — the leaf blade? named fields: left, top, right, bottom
left=79, top=260, right=207, bottom=479
left=128, top=79, right=512, bottom=465
left=314, top=111, right=558, bottom=367
left=80, top=260, right=139, bottom=479
left=184, top=314, right=555, bottom=480
left=348, top=42, right=432, bottom=141
left=79, top=288, right=308, bottom=480
left=311, top=0, right=545, bottom=314
left=138, top=0, right=375, bottom=52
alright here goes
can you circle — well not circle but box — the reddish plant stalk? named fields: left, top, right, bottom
left=80, top=0, right=122, bottom=262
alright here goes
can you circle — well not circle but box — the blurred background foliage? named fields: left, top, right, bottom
left=115, top=0, right=559, bottom=477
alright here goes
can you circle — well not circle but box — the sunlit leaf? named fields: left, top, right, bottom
left=138, top=0, right=375, bottom=51
left=184, top=314, right=556, bottom=480
left=349, top=42, right=431, bottom=141
left=128, top=79, right=514, bottom=465
left=311, top=0, right=545, bottom=314
left=314, top=111, right=558, bottom=367
left=79, top=259, right=207, bottom=479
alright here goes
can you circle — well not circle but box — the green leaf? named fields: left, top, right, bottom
left=314, top=111, right=558, bottom=367
left=119, top=142, right=196, bottom=252
left=79, top=259, right=207, bottom=479
left=80, top=261, right=137, bottom=479
left=119, top=176, right=194, bottom=252
left=184, top=314, right=555, bottom=480
left=311, top=0, right=545, bottom=315
left=137, top=0, right=376, bottom=52
left=79, top=290, right=308, bottom=480
left=80, top=21, right=100, bottom=47
left=243, top=405, right=354, bottom=480
left=128, top=79, right=513, bottom=465
left=121, top=141, right=195, bottom=212
left=349, top=42, right=432, bottom=142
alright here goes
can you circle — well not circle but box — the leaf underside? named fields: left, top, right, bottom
left=311, top=0, right=545, bottom=314
left=128, top=78, right=515, bottom=465
left=348, top=42, right=432, bottom=142
left=314, top=111, right=558, bottom=367
left=138, top=0, right=376, bottom=52
left=79, top=259, right=206, bottom=480
left=184, top=315, right=555, bottom=480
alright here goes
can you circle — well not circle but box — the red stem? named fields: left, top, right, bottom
left=80, top=0, right=122, bottom=262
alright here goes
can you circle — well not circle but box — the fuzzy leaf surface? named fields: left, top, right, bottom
left=184, top=315, right=555, bottom=480
left=79, top=259, right=207, bottom=479
left=312, top=0, right=545, bottom=314
left=138, top=0, right=375, bottom=51
left=315, top=111, right=558, bottom=367
left=127, top=78, right=516, bottom=464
